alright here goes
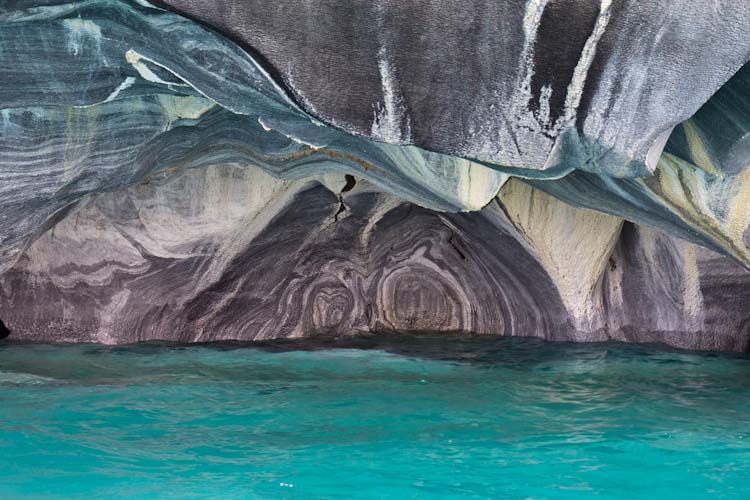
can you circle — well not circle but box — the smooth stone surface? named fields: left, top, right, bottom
left=2, top=165, right=749, bottom=351
left=158, top=0, right=750, bottom=177
left=0, top=0, right=506, bottom=271
left=2, top=0, right=750, bottom=349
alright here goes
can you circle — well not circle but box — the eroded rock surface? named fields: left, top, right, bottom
left=2, top=0, right=750, bottom=350
left=2, top=166, right=748, bottom=351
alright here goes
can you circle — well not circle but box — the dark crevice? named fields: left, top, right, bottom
left=334, top=201, right=346, bottom=222
left=448, top=234, right=467, bottom=260
left=334, top=175, right=357, bottom=222
left=342, top=174, right=356, bottom=193
left=0, top=319, right=10, bottom=339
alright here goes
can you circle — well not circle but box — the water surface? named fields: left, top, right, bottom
left=1, top=335, right=749, bottom=499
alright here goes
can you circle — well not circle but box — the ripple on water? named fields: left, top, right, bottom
left=0, top=334, right=749, bottom=499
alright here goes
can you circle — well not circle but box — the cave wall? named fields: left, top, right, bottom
left=2, top=0, right=750, bottom=350
left=2, top=166, right=748, bottom=351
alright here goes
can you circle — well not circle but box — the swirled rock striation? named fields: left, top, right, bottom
left=1, top=0, right=750, bottom=351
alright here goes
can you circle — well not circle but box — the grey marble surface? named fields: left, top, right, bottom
left=157, top=0, right=750, bottom=176
left=2, top=166, right=748, bottom=351
left=2, top=0, right=750, bottom=350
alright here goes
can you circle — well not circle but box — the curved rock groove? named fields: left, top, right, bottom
left=1, top=0, right=750, bottom=351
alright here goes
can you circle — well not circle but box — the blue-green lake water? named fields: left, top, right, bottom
left=1, top=335, right=750, bottom=499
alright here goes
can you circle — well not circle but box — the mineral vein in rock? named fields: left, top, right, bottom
left=1, top=0, right=750, bottom=350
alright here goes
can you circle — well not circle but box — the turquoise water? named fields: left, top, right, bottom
left=1, top=335, right=750, bottom=499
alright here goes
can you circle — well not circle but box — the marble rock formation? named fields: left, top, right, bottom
left=1, top=0, right=750, bottom=351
